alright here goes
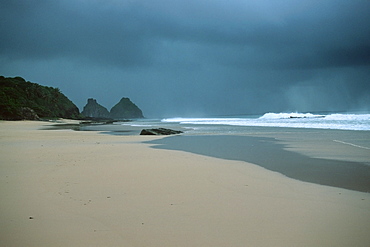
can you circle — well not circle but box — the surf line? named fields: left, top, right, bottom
left=333, top=140, right=370, bottom=150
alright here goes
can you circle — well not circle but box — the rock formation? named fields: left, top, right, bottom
left=81, top=97, right=144, bottom=120
left=19, top=107, right=40, bottom=120
left=110, top=97, right=144, bottom=119
left=140, top=128, right=183, bottom=135
left=81, top=98, right=110, bottom=118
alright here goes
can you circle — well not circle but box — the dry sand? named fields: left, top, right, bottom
left=1, top=120, right=369, bottom=247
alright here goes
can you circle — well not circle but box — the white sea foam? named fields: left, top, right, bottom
left=162, top=112, right=370, bottom=131
left=323, top=113, right=370, bottom=121
left=259, top=112, right=324, bottom=119
left=129, top=124, right=153, bottom=127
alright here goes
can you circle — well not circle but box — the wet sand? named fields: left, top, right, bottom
left=1, top=120, right=369, bottom=246
left=146, top=131, right=370, bottom=192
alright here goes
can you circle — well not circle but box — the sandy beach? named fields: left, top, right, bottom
left=1, top=120, right=369, bottom=247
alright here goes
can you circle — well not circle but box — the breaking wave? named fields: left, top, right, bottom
left=260, top=112, right=370, bottom=121
left=259, top=112, right=324, bottom=119
left=162, top=112, right=370, bottom=131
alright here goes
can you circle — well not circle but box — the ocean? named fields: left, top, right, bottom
left=78, top=112, right=370, bottom=192
left=161, top=112, right=370, bottom=131
left=99, top=112, right=370, bottom=135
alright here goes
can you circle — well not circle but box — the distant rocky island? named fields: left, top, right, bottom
left=0, top=76, right=144, bottom=121
left=81, top=97, right=144, bottom=119
left=81, top=98, right=110, bottom=119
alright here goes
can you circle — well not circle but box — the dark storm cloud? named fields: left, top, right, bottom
left=1, top=0, right=369, bottom=116
left=3, top=0, right=369, bottom=68
left=0, top=0, right=158, bottom=66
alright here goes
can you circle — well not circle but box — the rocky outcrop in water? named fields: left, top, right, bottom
left=81, top=97, right=144, bottom=120
left=140, top=128, right=183, bottom=135
left=81, top=98, right=110, bottom=118
left=110, top=97, right=144, bottom=119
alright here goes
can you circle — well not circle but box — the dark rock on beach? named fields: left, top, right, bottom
left=140, top=128, right=183, bottom=135
left=19, top=107, right=40, bottom=120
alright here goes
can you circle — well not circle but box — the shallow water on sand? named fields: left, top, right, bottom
left=144, top=133, right=370, bottom=193
left=71, top=119, right=370, bottom=192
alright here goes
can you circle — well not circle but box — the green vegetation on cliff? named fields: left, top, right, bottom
left=0, top=76, right=80, bottom=120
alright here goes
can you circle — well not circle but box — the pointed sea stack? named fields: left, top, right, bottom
left=81, top=98, right=110, bottom=118
left=110, top=97, right=144, bottom=119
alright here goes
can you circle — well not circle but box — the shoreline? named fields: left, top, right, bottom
left=1, top=120, right=370, bottom=246
left=146, top=134, right=370, bottom=193
left=47, top=120, right=370, bottom=192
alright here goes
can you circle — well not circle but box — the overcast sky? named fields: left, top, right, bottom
left=1, top=0, right=369, bottom=117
